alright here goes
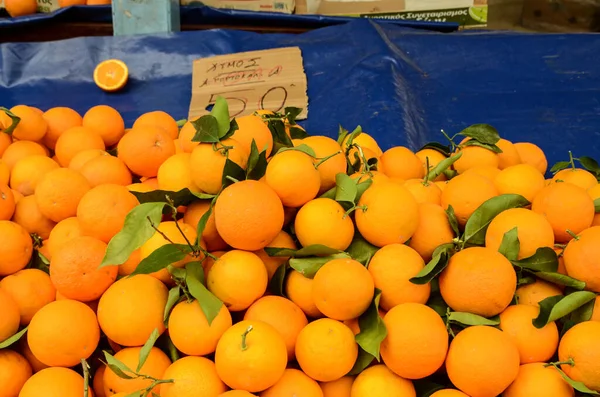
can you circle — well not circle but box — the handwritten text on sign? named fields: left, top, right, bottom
left=188, top=47, right=308, bottom=121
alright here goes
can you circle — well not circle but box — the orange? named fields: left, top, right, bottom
left=244, top=296, right=308, bottom=360
left=532, top=182, right=594, bottom=243
left=265, top=149, right=321, bottom=207
left=19, top=336, right=49, bottom=373
left=0, top=220, right=33, bottom=276
left=295, top=318, right=358, bottom=382
left=0, top=159, right=9, bottom=185
left=409, top=203, right=455, bottom=261
left=496, top=138, right=522, bottom=169
left=503, top=362, right=574, bottom=397
left=381, top=303, right=448, bottom=380
left=117, top=249, right=142, bottom=277
left=35, top=167, right=91, bottom=223
left=446, top=325, right=520, bottom=397
left=232, top=114, right=274, bottom=157
left=254, top=230, right=297, bottom=280
left=368, top=244, right=430, bottom=311
left=563, top=226, right=600, bottom=292
left=97, top=274, right=168, bottom=347
left=494, top=163, right=546, bottom=202
left=215, top=320, right=288, bottom=392
left=215, top=180, right=284, bottom=251
left=80, top=154, right=132, bottom=187
left=0, top=268, right=55, bottom=325
left=355, top=181, right=419, bottom=247
left=93, top=365, right=106, bottom=397
left=588, top=184, right=600, bottom=226
left=453, top=144, right=499, bottom=174
left=439, top=247, right=516, bottom=317
left=47, top=217, right=83, bottom=259
left=77, top=184, right=139, bottom=243
left=220, top=392, right=257, bottom=397
left=58, top=0, right=86, bottom=5
left=558, top=321, right=600, bottom=392
left=160, top=356, right=227, bottom=397
left=207, top=250, right=268, bottom=311
left=50, top=236, right=118, bottom=302
left=157, top=152, right=199, bottom=192
left=0, top=133, right=10, bottom=158
left=553, top=168, right=598, bottom=190
left=0, top=349, right=32, bottom=396
left=294, top=197, right=354, bottom=250
left=9, top=105, right=48, bottom=142
left=514, top=142, right=548, bottom=174
left=178, top=121, right=200, bottom=153
left=183, top=200, right=228, bottom=252
left=351, top=364, right=416, bottom=397
left=592, top=296, right=600, bottom=321
left=10, top=188, right=22, bottom=204
left=441, top=172, right=498, bottom=226
left=189, top=138, right=249, bottom=194
left=118, top=125, right=176, bottom=177
left=347, top=146, right=378, bottom=172
left=261, top=368, right=323, bottom=396
left=10, top=155, right=59, bottom=196
left=462, top=165, right=501, bottom=182
left=350, top=170, right=389, bottom=186
left=312, top=258, right=374, bottom=321
left=54, top=126, right=106, bottom=167
left=429, top=390, right=470, bottom=397
left=403, top=179, right=442, bottom=205
left=93, top=60, right=129, bottom=93
left=2, top=140, right=48, bottom=170
left=68, top=148, right=107, bottom=171
left=0, top=183, right=15, bottom=220
left=133, top=110, right=178, bottom=140
left=500, top=304, right=559, bottom=364
left=378, top=146, right=424, bottom=180
left=415, top=148, right=448, bottom=181
left=168, top=300, right=232, bottom=356
left=320, top=376, right=354, bottom=397
left=127, top=182, right=153, bottom=193
left=42, top=107, right=83, bottom=149
left=285, top=270, right=323, bottom=318
left=12, top=194, right=56, bottom=239
left=27, top=299, right=100, bottom=367
left=302, top=135, right=347, bottom=193
left=485, top=208, right=554, bottom=259
left=4, top=0, right=38, bottom=16
left=19, top=367, right=86, bottom=397
left=342, top=132, right=383, bottom=157
left=515, top=279, right=563, bottom=306
left=103, top=347, right=171, bottom=395
left=0, top=288, right=20, bottom=343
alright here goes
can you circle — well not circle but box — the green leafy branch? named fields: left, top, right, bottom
left=544, top=359, right=600, bottom=395
left=0, top=107, right=21, bottom=135
left=550, top=150, right=600, bottom=180
left=440, top=124, right=503, bottom=154
left=349, top=289, right=387, bottom=375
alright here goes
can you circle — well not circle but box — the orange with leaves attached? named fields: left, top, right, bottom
left=118, top=125, right=176, bottom=177
left=563, top=226, right=600, bottom=293
left=265, top=149, right=321, bottom=208
left=294, top=197, right=354, bottom=251
left=558, top=321, right=600, bottom=392
left=232, top=114, right=274, bottom=157
left=303, top=135, right=347, bottom=193
left=160, top=356, right=228, bottom=397
left=441, top=172, right=498, bottom=227
left=379, top=146, right=424, bottom=180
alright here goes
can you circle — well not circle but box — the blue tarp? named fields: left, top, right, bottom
left=1, top=20, right=600, bottom=168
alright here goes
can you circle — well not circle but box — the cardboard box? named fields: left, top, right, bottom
left=182, top=0, right=295, bottom=14
left=296, top=0, right=488, bottom=27
left=521, top=0, right=600, bottom=32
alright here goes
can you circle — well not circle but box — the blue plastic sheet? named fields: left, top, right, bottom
left=0, top=5, right=458, bottom=32
left=1, top=20, right=600, bottom=168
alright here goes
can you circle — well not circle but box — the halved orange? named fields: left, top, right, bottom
left=94, top=59, right=129, bottom=92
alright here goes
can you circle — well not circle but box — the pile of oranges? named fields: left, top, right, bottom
left=3, top=0, right=110, bottom=18
left=1, top=98, right=600, bottom=397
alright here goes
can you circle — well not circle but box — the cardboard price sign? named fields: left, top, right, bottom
left=188, top=47, right=308, bottom=121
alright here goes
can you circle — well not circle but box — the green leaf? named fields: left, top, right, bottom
left=195, top=198, right=216, bottom=245
left=191, top=115, right=221, bottom=143
left=594, top=198, right=600, bottom=213
left=136, top=328, right=160, bottom=372
left=461, top=139, right=503, bottom=154
left=101, top=203, right=165, bottom=267
left=246, top=140, right=269, bottom=181
left=356, top=178, right=373, bottom=201
left=0, top=107, right=21, bottom=135
left=498, top=227, right=520, bottom=261
left=265, top=244, right=343, bottom=258
left=185, top=261, right=223, bottom=325
left=578, top=156, right=600, bottom=175
left=458, top=124, right=501, bottom=145
left=533, top=291, right=597, bottom=328
left=550, top=161, right=571, bottom=174
left=319, top=186, right=337, bottom=200
left=463, top=194, right=530, bottom=246
left=568, top=298, right=595, bottom=324
left=426, top=292, right=449, bottom=318
left=210, top=96, right=231, bottom=138
left=347, top=233, right=379, bottom=266
left=278, top=144, right=316, bottom=158
left=337, top=125, right=349, bottom=146
left=0, top=326, right=27, bottom=349
left=546, top=363, right=600, bottom=395
left=103, top=351, right=135, bottom=379
left=130, top=244, right=192, bottom=276
left=289, top=252, right=351, bottom=278
left=163, top=285, right=181, bottom=324
left=344, top=126, right=363, bottom=147
left=220, top=118, right=239, bottom=141
left=268, top=264, right=288, bottom=297
left=409, top=244, right=454, bottom=285
left=418, top=142, right=451, bottom=157
left=445, top=205, right=460, bottom=237
left=535, top=272, right=586, bottom=290
left=284, top=107, right=303, bottom=124
left=412, top=379, right=446, bottom=397
left=168, top=265, right=187, bottom=281
left=335, top=173, right=358, bottom=206
left=132, top=188, right=214, bottom=207
left=426, top=153, right=461, bottom=182
left=267, top=119, right=293, bottom=152
left=447, top=311, right=500, bottom=327
left=176, top=119, right=187, bottom=128
left=355, top=289, right=387, bottom=360
left=123, top=392, right=143, bottom=397
left=511, top=247, right=559, bottom=273
left=348, top=347, right=375, bottom=375
left=517, top=274, right=537, bottom=287
left=289, top=126, right=308, bottom=139
left=222, top=158, right=246, bottom=189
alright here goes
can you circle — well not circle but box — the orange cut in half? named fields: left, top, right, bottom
left=94, top=59, right=129, bottom=92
